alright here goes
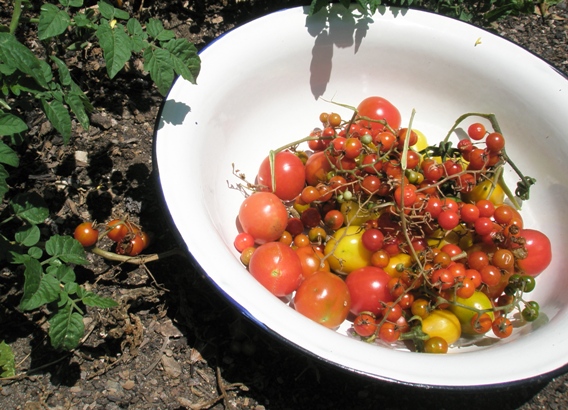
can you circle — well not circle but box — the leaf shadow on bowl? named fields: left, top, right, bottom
left=304, top=5, right=408, bottom=100
left=156, top=100, right=191, bottom=131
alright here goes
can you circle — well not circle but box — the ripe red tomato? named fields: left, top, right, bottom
left=293, top=271, right=351, bottom=328
left=238, top=192, right=289, bottom=244
left=248, top=242, right=303, bottom=297
left=345, top=266, right=393, bottom=315
left=257, top=151, right=305, bottom=201
left=305, top=151, right=334, bottom=187
left=295, top=245, right=330, bottom=278
left=106, top=219, right=130, bottom=242
left=74, top=222, right=99, bottom=247
left=356, top=96, right=401, bottom=133
left=517, top=229, right=552, bottom=277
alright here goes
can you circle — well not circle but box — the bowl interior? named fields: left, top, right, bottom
left=155, top=5, right=568, bottom=387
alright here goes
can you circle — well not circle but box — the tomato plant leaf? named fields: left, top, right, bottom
left=50, top=55, right=72, bottom=87
left=38, top=4, right=71, bottom=40
left=162, top=39, right=200, bottom=85
left=28, top=246, right=43, bottom=259
left=143, top=47, right=174, bottom=96
left=48, top=304, right=84, bottom=350
left=0, top=341, right=15, bottom=378
left=19, top=258, right=60, bottom=311
left=15, top=224, right=41, bottom=247
left=0, top=164, right=9, bottom=201
left=0, top=33, right=51, bottom=89
left=81, top=292, right=118, bottom=308
left=97, top=0, right=130, bottom=21
left=309, top=0, right=330, bottom=15
left=126, top=18, right=148, bottom=52
left=65, top=82, right=91, bottom=130
left=40, top=98, right=72, bottom=143
left=0, top=113, right=27, bottom=137
left=45, top=235, right=89, bottom=265
left=10, top=192, right=49, bottom=225
left=95, top=21, right=132, bottom=79
left=46, top=264, right=76, bottom=284
left=146, top=18, right=174, bottom=41
left=60, top=0, right=84, bottom=7
left=0, top=140, right=19, bottom=167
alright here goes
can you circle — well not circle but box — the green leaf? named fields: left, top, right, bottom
left=10, top=192, right=49, bottom=224
left=73, top=11, right=95, bottom=29
left=20, top=258, right=60, bottom=311
left=0, top=113, right=27, bottom=137
left=0, top=33, right=52, bottom=89
left=28, top=246, right=43, bottom=259
left=64, top=281, right=78, bottom=295
left=126, top=18, right=148, bottom=52
left=97, top=0, right=130, bottom=20
left=45, top=235, right=88, bottom=265
left=65, top=82, right=91, bottom=130
left=61, top=0, right=84, bottom=6
left=40, top=98, right=72, bottom=143
left=15, top=224, right=41, bottom=247
left=48, top=304, right=84, bottom=350
left=146, top=19, right=172, bottom=40
left=0, top=164, right=9, bottom=201
left=50, top=56, right=71, bottom=86
left=46, top=264, right=76, bottom=284
left=143, top=47, right=174, bottom=96
left=162, top=39, right=201, bottom=85
left=96, top=21, right=132, bottom=79
left=0, top=341, right=15, bottom=378
left=38, top=3, right=71, bottom=40
left=81, top=292, right=118, bottom=308
left=0, top=140, right=19, bottom=166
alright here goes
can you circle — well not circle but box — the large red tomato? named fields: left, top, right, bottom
left=293, top=271, right=351, bottom=329
left=249, top=242, right=303, bottom=297
left=517, top=229, right=552, bottom=277
left=345, top=266, right=393, bottom=315
left=238, top=192, right=288, bottom=244
left=257, top=151, right=305, bottom=201
left=356, top=96, right=401, bottom=133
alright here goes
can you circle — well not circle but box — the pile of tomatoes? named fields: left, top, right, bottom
left=233, top=96, right=552, bottom=353
left=74, top=219, right=150, bottom=256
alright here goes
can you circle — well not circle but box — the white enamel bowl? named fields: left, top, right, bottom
left=154, top=5, right=568, bottom=387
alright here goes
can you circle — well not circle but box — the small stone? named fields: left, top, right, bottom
left=121, top=380, right=135, bottom=390
left=75, top=150, right=89, bottom=166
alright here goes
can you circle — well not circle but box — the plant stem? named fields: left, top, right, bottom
left=10, top=0, right=23, bottom=35
left=90, top=247, right=185, bottom=265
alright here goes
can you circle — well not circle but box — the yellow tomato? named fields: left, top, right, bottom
left=449, top=291, right=495, bottom=335
left=462, top=179, right=505, bottom=205
left=324, top=226, right=373, bottom=275
left=340, top=201, right=380, bottom=226
left=384, top=253, right=413, bottom=277
left=411, top=129, right=429, bottom=152
left=421, top=309, right=461, bottom=345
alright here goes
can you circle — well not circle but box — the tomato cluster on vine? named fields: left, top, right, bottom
left=232, top=96, right=552, bottom=353
left=74, top=219, right=150, bottom=256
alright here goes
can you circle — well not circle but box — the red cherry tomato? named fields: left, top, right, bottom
left=356, top=96, right=401, bottom=133
left=305, top=151, right=334, bottom=187
left=293, top=271, right=351, bottom=328
left=517, top=229, right=552, bottom=277
left=248, top=242, right=303, bottom=297
left=257, top=151, right=305, bottom=201
left=345, top=266, right=393, bottom=316
left=74, top=222, right=99, bottom=247
left=238, top=192, right=289, bottom=245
